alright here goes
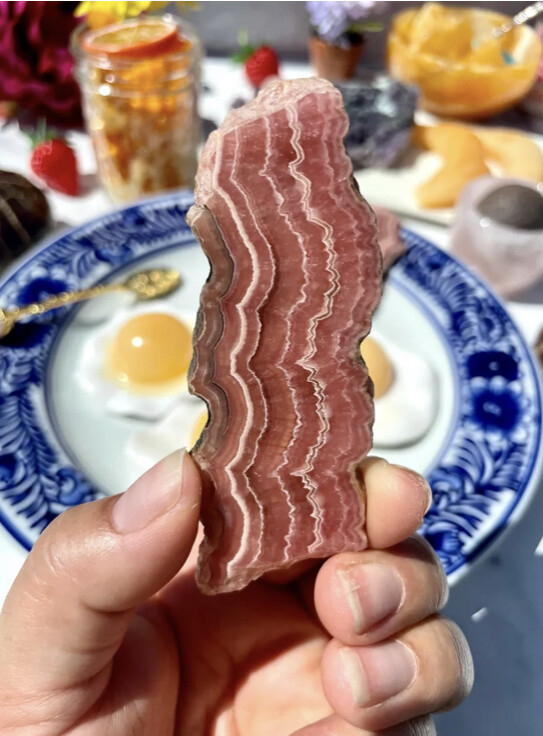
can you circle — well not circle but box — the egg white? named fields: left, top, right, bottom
left=125, top=330, right=438, bottom=471
left=75, top=303, right=198, bottom=420
left=125, top=398, right=207, bottom=475
left=370, top=332, right=438, bottom=448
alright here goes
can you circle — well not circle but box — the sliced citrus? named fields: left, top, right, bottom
left=474, top=128, right=543, bottom=182
left=82, top=18, right=179, bottom=58
left=413, top=124, right=490, bottom=209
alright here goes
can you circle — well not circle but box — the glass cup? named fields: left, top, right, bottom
left=72, top=15, right=202, bottom=203
left=451, top=176, right=543, bottom=297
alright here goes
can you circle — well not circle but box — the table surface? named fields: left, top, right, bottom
left=2, top=58, right=543, bottom=735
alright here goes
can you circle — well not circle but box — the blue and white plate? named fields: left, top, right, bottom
left=0, top=192, right=541, bottom=584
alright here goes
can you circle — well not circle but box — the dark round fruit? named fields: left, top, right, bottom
left=0, top=171, right=50, bottom=266
left=477, top=184, right=543, bottom=230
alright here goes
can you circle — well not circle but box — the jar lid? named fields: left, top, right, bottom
left=72, top=15, right=201, bottom=70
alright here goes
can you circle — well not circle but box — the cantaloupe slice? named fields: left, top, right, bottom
left=474, top=128, right=543, bottom=182
left=413, top=124, right=490, bottom=208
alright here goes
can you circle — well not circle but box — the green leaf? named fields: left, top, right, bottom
left=22, top=116, right=67, bottom=148
left=237, top=29, right=249, bottom=48
left=25, top=117, right=53, bottom=148
left=349, top=20, right=383, bottom=33
left=232, top=28, right=255, bottom=64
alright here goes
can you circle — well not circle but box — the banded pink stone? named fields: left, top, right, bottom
left=374, top=206, right=407, bottom=272
left=188, top=78, right=382, bottom=594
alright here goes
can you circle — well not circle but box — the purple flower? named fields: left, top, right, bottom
left=307, top=1, right=387, bottom=47
left=0, top=2, right=82, bottom=125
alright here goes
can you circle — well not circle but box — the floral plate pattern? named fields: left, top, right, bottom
left=0, top=192, right=541, bottom=582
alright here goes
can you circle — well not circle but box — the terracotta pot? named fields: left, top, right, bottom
left=308, top=36, right=364, bottom=81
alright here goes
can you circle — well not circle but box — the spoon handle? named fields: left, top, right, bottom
left=0, top=282, right=125, bottom=336
left=493, top=1, right=543, bottom=38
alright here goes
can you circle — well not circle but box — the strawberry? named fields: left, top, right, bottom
left=29, top=125, right=79, bottom=196
left=233, top=31, right=280, bottom=88
left=245, top=46, right=279, bottom=88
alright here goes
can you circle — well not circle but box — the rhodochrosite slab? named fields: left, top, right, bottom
left=188, top=78, right=382, bottom=594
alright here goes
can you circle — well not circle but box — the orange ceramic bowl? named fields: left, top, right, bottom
left=387, top=6, right=542, bottom=120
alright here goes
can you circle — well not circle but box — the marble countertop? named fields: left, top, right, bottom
left=1, top=58, right=543, bottom=735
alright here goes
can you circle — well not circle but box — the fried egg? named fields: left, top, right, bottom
left=361, top=333, right=438, bottom=447
left=125, top=401, right=208, bottom=474
left=76, top=304, right=197, bottom=420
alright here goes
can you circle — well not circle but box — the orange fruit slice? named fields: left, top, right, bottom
left=474, top=128, right=543, bottom=182
left=82, top=19, right=179, bottom=58
left=413, top=124, right=490, bottom=209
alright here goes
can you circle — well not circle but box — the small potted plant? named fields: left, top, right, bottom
left=307, top=1, right=387, bottom=81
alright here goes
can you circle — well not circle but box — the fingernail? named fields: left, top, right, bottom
left=423, top=480, right=433, bottom=513
left=391, top=464, right=433, bottom=514
left=338, top=563, right=405, bottom=634
left=112, top=449, right=186, bottom=534
left=340, top=640, right=417, bottom=708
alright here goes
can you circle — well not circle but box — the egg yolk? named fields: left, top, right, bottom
left=360, top=337, right=394, bottom=399
left=108, top=313, right=192, bottom=386
left=190, top=410, right=209, bottom=449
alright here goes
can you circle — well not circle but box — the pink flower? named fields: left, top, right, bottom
left=0, top=2, right=82, bottom=125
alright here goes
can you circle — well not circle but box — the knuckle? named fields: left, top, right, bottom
left=34, top=510, right=81, bottom=586
left=31, top=504, right=113, bottom=591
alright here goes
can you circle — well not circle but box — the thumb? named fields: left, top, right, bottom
left=0, top=449, right=200, bottom=703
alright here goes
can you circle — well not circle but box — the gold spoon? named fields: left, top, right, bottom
left=0, top=268, right=181, bottom=339
left=492, top=1, right=543, bottom=38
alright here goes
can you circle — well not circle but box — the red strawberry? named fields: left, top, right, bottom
left=30, top=139, right=79, bottom=196
left=245, top=46, right=279, bottom=88
left=233, top=31, right=280, bottom=88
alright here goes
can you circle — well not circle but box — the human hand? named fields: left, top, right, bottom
left=0, top=451, right=472, bottom=735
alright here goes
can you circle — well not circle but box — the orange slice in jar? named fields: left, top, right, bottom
left=81, top=18, right=180, bottom=58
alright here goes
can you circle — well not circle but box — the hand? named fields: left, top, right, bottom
left=0, top=451, right=472, bottom=735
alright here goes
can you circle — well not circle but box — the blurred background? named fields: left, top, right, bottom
left=191, top=0, right=536, bottom=58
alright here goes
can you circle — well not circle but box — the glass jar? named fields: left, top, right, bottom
left=72, top=16, right=202, bottom=203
